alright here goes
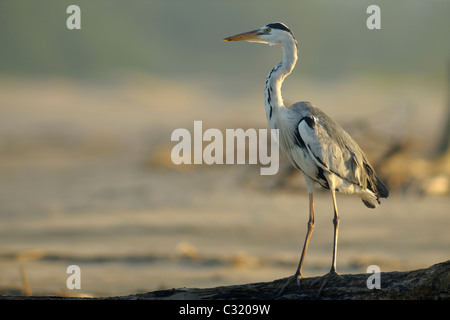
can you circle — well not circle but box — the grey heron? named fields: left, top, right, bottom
left=223, top=22, right=389, bottom=294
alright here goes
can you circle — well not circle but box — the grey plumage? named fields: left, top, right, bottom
left=280, top=101, right=389, bottom=208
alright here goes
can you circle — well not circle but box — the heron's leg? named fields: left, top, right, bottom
left=277, top=190, right=315, bottom=297
left=294, top=191, right=315, bottom=278
left=330, top=189, right=339, bottom=273
left=316, top=189, right=342, bottom=295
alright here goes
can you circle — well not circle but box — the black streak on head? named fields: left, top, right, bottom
left=266, top=22, right=294, bottom=36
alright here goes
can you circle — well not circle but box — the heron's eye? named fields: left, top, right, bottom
left=264, top=27, right=271, bottom=33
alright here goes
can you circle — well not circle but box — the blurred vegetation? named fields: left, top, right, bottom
left=0, top=0, right=449, bottom=82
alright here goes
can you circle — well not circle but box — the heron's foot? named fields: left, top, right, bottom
left=311, top=270, right=343, bottom=296
left=276, top=273, right=304, bottom=297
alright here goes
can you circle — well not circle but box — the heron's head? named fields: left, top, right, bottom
left=223, top=22, right=295, bottom=46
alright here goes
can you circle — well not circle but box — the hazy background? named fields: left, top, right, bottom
left=0, top=0, right=449, bottom=297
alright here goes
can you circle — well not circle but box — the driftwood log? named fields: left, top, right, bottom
left=1, top=260, right=448, bottom=300
left=123, top=260, right=449, bottom=300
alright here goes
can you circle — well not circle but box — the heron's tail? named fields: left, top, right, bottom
left=362, top=175, right=389, bottom=208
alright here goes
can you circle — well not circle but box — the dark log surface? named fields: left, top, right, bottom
left=123, top=260, right=450, bottom=300
left=1, top=260, right=449, bottom=300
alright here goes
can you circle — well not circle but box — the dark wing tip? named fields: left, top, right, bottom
left=376, top=176, right=389, bottom=198
left=362, top=199, right=377, bottom=209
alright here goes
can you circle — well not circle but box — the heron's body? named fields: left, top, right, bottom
left=272, top=101, right=387, bottom=208
left=224, top=22, right=388, bottom=294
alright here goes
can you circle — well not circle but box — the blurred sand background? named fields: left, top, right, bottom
left=0, top=1, right=449, bottom=297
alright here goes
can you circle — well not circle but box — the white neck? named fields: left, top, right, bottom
left=264, top=36, right=298, bottom=128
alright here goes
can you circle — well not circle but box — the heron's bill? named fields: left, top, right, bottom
left=223, top=29, right=259, bottom=42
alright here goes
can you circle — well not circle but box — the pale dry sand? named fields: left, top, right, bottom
left=0, top=77, right=448, bottom=297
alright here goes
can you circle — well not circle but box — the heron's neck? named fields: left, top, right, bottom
left=265, top=38, right=298, bottom=127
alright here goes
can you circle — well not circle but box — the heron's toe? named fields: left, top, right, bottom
left=310, top=271, right=343, bottom=296
left=276, top=273, right=304, bottom=297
